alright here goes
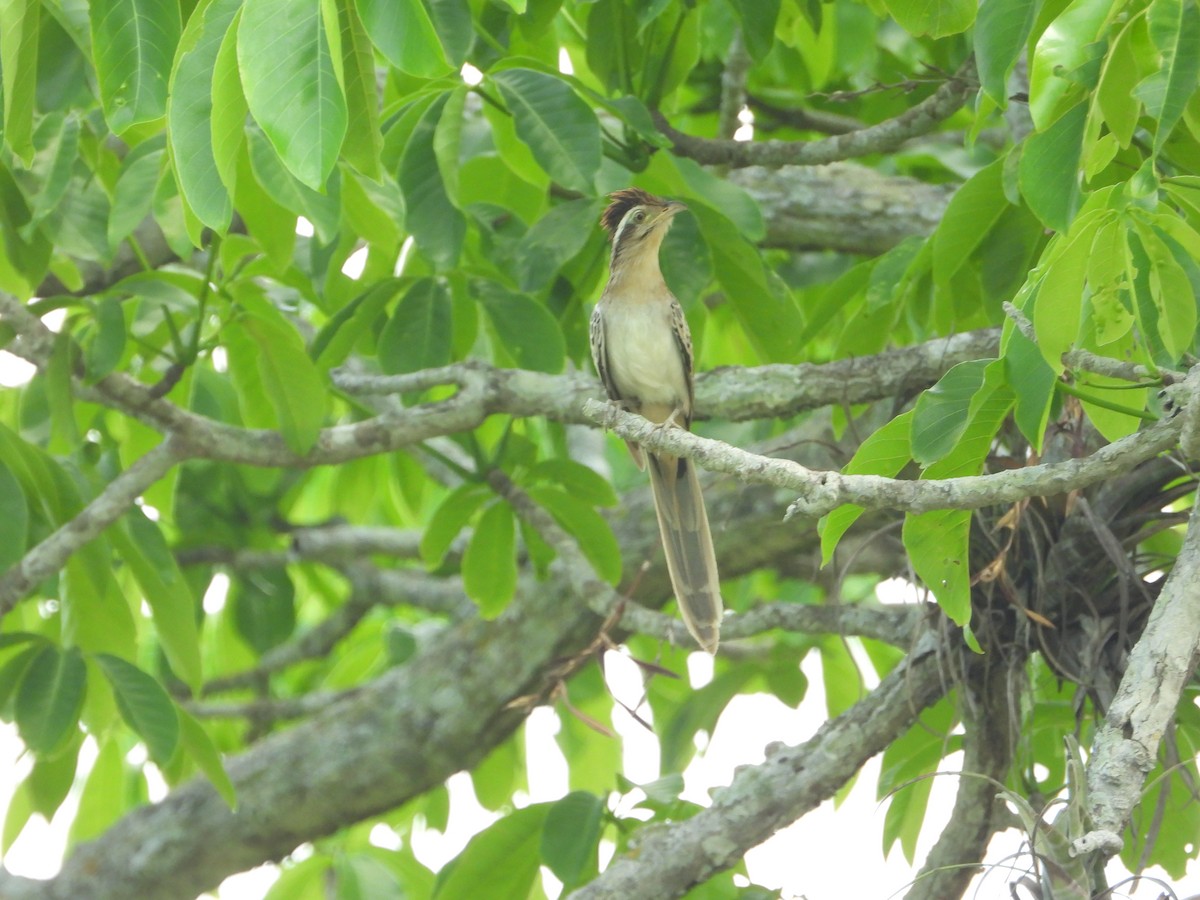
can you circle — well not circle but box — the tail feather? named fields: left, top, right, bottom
left=647, top=453, right=722, bottom=653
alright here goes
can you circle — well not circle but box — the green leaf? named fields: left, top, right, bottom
left=462, top=501, right=518, bottom=618
left=91, top=0, right=182, bottom=133
left=690, top=203, right=803, bottom=362
left=15, top=645, right=86, bottom=754
left=69, top=737, right=124, bottom=845
left=1005, top=324, right=1058, bottom=449
left=727, top=0, right=779, bottom=59
left=477, top=283, right=566, bottom=373
left=433, top=803, right=550, bottom=900
left=0, top=0, right=40, bottom=164
left=470, top=738, right=521, bottom=811
left=93, top=654, right=179, bottom=764
left=110, top=509, right=203, bottom=693
left=1019, top=102, right=1088, bottom=233
left=28, top=734, right=79, bottom=818
left=399, top=94, right=466, bottom=270
left=167, top=0, right=241, bottom=231
left=210, top=6, right=247, bottom=199
left=234, top=286, right=329, bottom=454
left=264, top=855, right=331, bottom=900
left=1097, top=19, right=1145, bottom=148
left=0, top=460, right=29, bottom=571
left=530, top=459, right=619, bottom=507
left=426, top=0, right=472, bottom=68
left=911, top=360, right=991, bottom=465
left=178, top=707, right=237, bottom=807
left=1032, top=215, right=1102, bottom=369
left=1134, top=0, right=1200, bottom=154
left=541, top=792, right=604, bottom=889
left=82, top=295, right=128, bottom=381
left=904, top=365, right=1013, bottom=625
left=1134, top=219, right=1197, bottom=360
left=1028, top=0, right=1112, bottom=129
left=527, top=484, right=622, bottom=584
left=975, top=0, right=1042, bottom=104
left=108, top=147, right=164, bottom=251
left=230, top=567, right=296, bottom=654
left=379, top=278, right=453, bottom=375
left=933, top=160, right=1009, bottom=289
left=1127, top=227, right=1173, bottom=366
left=238, top=0, right=347, bottom=189
left=421, top=483, right=491, bottom=568
left=311, top=279, right=402, bottom=369
left=491, top=68, right=602, bottom=193
left=819, top=411, right=914, bottom=565
left=516, top=198, right=603, bottom=291
left=883, top=0, right=975, bottom=37
left=356, top=0, right=450, bottom=77
left=336, top=0, right=383, bottom=179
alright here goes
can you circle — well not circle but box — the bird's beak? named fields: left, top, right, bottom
left=656, top=200, right=686, bottom=225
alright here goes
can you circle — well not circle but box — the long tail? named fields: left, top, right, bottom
left=647, top=452, right=722, bottom=653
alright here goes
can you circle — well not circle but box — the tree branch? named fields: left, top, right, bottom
left=1072, top=490, right=1200, bottom=860
left=0, top=439, right=182, bottom=617
left=655, top=59, right=977, bottom=169
left=582, top=400, right=1183, bottom=518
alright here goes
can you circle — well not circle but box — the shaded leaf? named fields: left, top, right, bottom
left=94, top=654, right=179, bottom=764
left=492, top=68, right=601, bottom=193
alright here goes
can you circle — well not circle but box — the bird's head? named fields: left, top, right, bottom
left=601, top=188, right=687, bottom=267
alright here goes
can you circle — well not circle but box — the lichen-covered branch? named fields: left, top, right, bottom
left=1072, top=491, right=1200, bottom=860
left=0, top=439, right=183, bottom=617
left=582, top=400, right=1183, bottom=518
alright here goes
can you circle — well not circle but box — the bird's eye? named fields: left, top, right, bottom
left=631, top=209, right=645, bottom=223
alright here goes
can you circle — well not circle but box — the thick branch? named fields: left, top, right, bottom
left=1072, top=491, right=1200, bottom=860
left=568, top=631, right=947, bottom=899
left=730, top=164, right=954, bottom=255
left=656, top=60, right=976, bottom=169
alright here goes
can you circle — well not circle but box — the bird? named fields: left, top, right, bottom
left=590, top=187, right=723, bottom=653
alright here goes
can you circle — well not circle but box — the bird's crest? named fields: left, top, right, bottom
left=600, top=188, right=661, bottom=238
